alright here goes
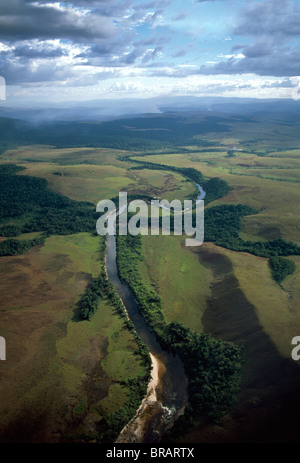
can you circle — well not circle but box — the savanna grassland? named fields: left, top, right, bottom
left=1, top=108, right=300, bottom=442
left=129, top=115, right=300, bottom=442
left=0, top=141, right=197, bottom=442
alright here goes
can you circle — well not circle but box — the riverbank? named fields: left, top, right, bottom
left=116, top=354, right=166, bottom=443
left=106, top=225, right=188, bottom=443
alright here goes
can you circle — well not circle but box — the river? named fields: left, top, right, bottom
left=105, top=183, right=205, bottom=443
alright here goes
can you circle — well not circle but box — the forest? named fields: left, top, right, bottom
left=76, top=235, right=151, bottom=442
left=0, top=114, right=231, bottom=154
left=128, top=159, right=232, bottom=203
left=116, top=232, right=243, bottom=424
left=269, top=256, right=297, bottom=283
left=0, top=163, right=97, bottom=255
left=1, top=163, right=298, bottom=282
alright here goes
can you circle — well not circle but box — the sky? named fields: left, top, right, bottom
left=1, top=0, right=300, bottom=106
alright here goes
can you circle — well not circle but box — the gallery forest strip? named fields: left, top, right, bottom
left=77, top=235, right=151, bottom=442
left=116, top=232, right=243, bottom=422
left=126, top=158, right=232, bottom=204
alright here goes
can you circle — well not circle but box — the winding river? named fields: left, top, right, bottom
left=105, top=183, right=205, bottom=443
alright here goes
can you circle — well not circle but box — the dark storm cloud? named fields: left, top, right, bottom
left=0, top=58, right=73, bottom=84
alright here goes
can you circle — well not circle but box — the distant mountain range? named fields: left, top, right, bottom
left=1, top=96, right=300, bottom=123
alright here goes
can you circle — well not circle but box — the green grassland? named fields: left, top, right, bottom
left=132, top=149, right=300, bottom=246
left=0, top=232, right=100, bottom=441
left=140, top=234, right=212, bottom=332
left=0, top=152, right=195, bottom=205
left=207, top=244, right=298, bottom=359
left=140, top=232, right=300, bottom=360
left=20, top=163, right=135, bottom=203
left=1, top=145, right=133, bottom=167
left=0, top=232, right=147, bottom=442
left=128, top=141, right=300, bottom=354
left=56, top=296, right=145, bottom=425
left=1, top=111, right=300, bottom=443
left=0, top=148, right=197, bottom=442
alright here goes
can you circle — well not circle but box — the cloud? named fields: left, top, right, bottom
left=0, top=0, right=170, bottom=85
left=234, top=0, right=300, bottom=37
left=0, top=1, right=116, bottom=42
left=13, top=43, right=67, bottom=59
left=199, top=49, right=300, bottom=77
left=172, top=13, right=188, bottom=21
left=1, top=0, right=300, bottom=100
left=201, top=0, right=300, bottom=77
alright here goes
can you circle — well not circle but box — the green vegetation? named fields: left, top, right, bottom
left=0, top=163, right=97, bottom=243
left=127, top=158, right=231, bottom=203
left=117, top=233, right=243, bottom=422
left=0, top=162, right=152, bottom=442
left=2, top=107, right=300, bottom=443
left=0, top=236, right=45, bottom=256
left=0, top=163, right=26, bottom=175
left=117, top=234, right=167, bottom=337
left=96, top=291, right=151, bottom=442
left=0, top=115, right=230, bottom=155
left=269, top=256, right=296, bottom=283
left=73, top=397, right=88, bottom=416
left=89, top=283, right=151, bottom=442
left=140, top=234, right=210, bottom=332
left=0, top=224, right=22, bottom=237
left=203, top=176, right=231, bottom=203
left=75, top=235, right=151, bottom=442
left=162, top=323, right=243, bottom=420
left=78, top=273, right=107, bottom=320
left=100, top=378, right=150, bottom=442
left=204, top=204, right=300, bottom=258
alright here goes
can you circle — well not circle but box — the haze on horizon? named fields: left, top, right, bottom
left=0, top=0, right=300, bottom=108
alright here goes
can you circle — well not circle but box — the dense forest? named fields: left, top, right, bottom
left=269, top=256, right=297, bottom=283
left=0, top=236, right=45, bottom=256
left=0, top=163, right=97, bottom=255
left=204, top=204, right=300, bottom=259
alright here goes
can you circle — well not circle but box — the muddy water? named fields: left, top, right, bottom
left=106, top=233, right=188, bottom=443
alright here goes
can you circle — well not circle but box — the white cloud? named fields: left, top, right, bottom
left=1, top=0, right=300, bottom=103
